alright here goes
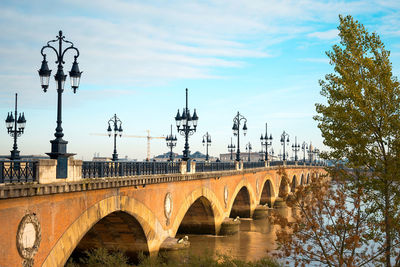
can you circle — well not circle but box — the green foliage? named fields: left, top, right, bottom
left=66, top=248, right=281, bottom=267
left=314, top=14, right=400, bottom=266
left=273, top=169, right=382, bottom=266
left=136, top=250, right=281, bottom=267
left=66, top=247, right=130, bottom=267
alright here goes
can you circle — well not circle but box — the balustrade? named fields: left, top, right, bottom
left=0, top=160, right=37, bottom=183
left=195, top=162, right=235, bottom=172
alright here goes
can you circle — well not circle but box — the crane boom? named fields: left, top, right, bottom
left=89, top=130, right=165, bottom=161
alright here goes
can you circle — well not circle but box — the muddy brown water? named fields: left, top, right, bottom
left=171, top=206, right=292, bottom=263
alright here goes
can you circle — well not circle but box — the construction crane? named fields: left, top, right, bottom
left=90, top=130, right=165, bottom=161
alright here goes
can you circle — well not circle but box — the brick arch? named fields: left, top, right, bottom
left=228, top=179, right=257, bottom=218
left=259, top=178, right=276, bottom=207
left=170, top=186, right=224, bottom=237
left=291, top=175, right=297, bottom=192
left=278, top=175, right=289, bottom=197
left=42, top=195, right=165, bottom=267
left=300, top=173, right=305, bottom=185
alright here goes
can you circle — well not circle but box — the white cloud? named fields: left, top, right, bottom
left=298, top=57, right=330, bottom=63
left=308, top=29, right=339, bottom=40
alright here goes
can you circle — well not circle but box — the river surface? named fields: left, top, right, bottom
left=173, top=206, right=293, bottom=263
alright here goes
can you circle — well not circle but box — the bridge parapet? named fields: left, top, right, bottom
left=0, top=164, right=324, bottom=200
left=0, top=158, right=325, bottom=189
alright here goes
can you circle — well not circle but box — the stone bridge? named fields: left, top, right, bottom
left=0, top=159, right=325, bottom=267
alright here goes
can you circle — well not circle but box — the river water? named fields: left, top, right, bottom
left=173, top=206, right=292, bottom=263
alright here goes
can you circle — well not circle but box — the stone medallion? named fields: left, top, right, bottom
left=224, top=186, right=228, bottom=208
left=164, top=192, right=173, bottom=225
left=16, top=213, right=41, bottom=267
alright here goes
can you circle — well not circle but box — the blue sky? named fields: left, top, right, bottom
left=1, top=0, right=400, bottom=161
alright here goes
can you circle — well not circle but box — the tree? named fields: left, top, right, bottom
left=272, top=169, right=383, bottom=266
left=314, top=15, right=400, bottom=266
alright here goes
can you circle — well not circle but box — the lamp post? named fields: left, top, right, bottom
left=280, top=131, right=290, bottom=161
left=5, top=93, right=26, bottom=160
left=245, top=142, right=252, bottom=162
left=301, top=141, right=308, bottom=163
left=174, top=88, right=198, bottom=161
left=166, top=125, right=177, bottom=161
left=107, top=114, right=123, bottom=161
left=278, top=152, right=288, bottom=161
left=232, top=111, right=247, bottom=161
left=292, top=136, right=300, bottom=162
left=313, top=148, right=320, bottom=165
left=202, top=132, right=211, bottom=161
left=227, top=137, right=235, bottom=161
left=38, top=30, right=82, bottom=160
left=308, top=142, right=313, bottom=163
left=260, top=123, right=273, bottom=162
left=269, top=147, right=275, bottom=161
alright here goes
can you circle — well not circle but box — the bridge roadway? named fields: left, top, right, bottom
left=0, top=159, right=325, bottom=267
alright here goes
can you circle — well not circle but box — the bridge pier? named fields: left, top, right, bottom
left=36, top=158, right=82, bottom=184
left=252, top=204, right=272, bottom=220
left=218, top=217, right=240, bottom=235
left=273, top=197, right=287, bottom=208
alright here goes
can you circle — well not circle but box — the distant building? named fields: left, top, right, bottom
left=220, top=152, right=280, bottom=162
left=152, top=151, right=217, bottom=162
left=152, top=152, right=179, bottom=162
left=92, top=155, right=137, bottom=162
left=220, top=152, right=264, bottom=162
left=0, top=155, right=49, bottom=161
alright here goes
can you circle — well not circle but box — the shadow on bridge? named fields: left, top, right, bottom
left=69, top=211, right=149, bottom=264
left=260, top=180, right=274, bottom=208
left=177, top=196, right=216, bottom=235
left=229, top=187, right=251, bottom=218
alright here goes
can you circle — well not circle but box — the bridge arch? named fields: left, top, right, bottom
left=42, top=195, right=165, bottom=267
left=171, top=186, right=224, bottom=237
left=259, top=178, right=276, bottom=207
left=177, top=196, right=216, bottom=235
left=228, top=179, right=257, bottom=218
left=300, top=174, right=305, bottom=185
left=290, top=175, right=297, bottom=192
left=278, top=176, right=289, bottom=197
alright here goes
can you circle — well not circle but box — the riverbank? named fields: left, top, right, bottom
left=66, top=247, right=281, bottom=267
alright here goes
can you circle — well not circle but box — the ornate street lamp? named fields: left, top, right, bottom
left=245, top=142, right=252, bottom=162
left=301, top=141, right=308, bottom=163
left=227, top=137, right=235, bottom=161
left=260, top=123, right=272, bottom=161
left=232, top=111, right=247, bottom=161
left=308, top=142, right=314, bottom=163
left=269, top=147, right=275, bottom=161
left=175, top=88, right=198, bottom=161
left=313, top=148, right=320, bottom=165
left=280, top=131, right=290, bottom=161
left=202, top=132, right=211, bottom=161
left=166, top=124, right=177, bottom=161
left=38, top=30, right=82, bottom=160
left=107, top=114, right=123, bottom=161
left=292, top=136, right=300, bottom=162
left=5, top=93, right=26, bottom=160
left=278, top=151, right=288, bottom=161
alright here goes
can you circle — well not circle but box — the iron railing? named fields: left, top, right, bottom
left=195, top=162, right=236, bottom=172
left=0, top=161, right=37, bottom=183
left=243, top=161, right=265, bottom=169
left=82, top=160, right=324, bottom=179
left=82, top=161, right=180, bottom=178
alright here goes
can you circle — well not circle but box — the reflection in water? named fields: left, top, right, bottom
left=173, top=206, right=292, bottom=262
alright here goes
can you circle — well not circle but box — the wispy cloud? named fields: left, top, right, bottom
left=298, top=57, right=330, bottom=64
left=308, top=29, right=339, bottom=40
